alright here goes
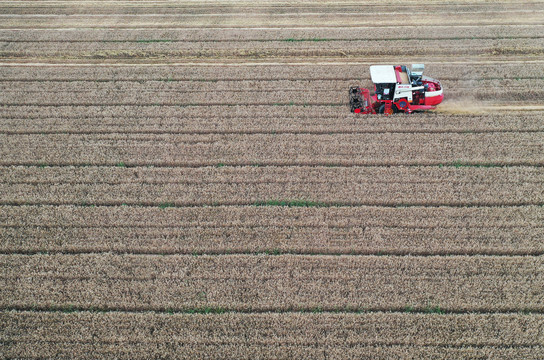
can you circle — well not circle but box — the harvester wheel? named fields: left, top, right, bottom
left=378, top=104, right=397, bottom=115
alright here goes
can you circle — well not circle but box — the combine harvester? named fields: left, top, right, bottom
left=349, top=64, right=443, bottom=114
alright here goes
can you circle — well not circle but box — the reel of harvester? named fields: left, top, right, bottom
left=349, top=86, right=375, bottom=114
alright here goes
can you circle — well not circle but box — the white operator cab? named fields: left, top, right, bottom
left=369, top=65, right=425, bottom=103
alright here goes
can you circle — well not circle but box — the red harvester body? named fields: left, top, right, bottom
left=350, top=64, right=443, bottom=114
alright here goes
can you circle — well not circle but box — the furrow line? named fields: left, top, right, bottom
left=2, top=201, right=543, bottom=207
left=3, top=305, right=544, bottom=316
left=3, top=250, right=544, bottom=256
left=3, top=130, right=544, bottom=135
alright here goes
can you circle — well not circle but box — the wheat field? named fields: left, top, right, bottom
left=1, top=0, right=544, bottom=358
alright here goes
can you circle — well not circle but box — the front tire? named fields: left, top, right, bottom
left=378, top=104, right=397, bottom=115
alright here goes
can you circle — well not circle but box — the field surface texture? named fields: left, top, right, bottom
left=1, top=0, right=544, bottom=359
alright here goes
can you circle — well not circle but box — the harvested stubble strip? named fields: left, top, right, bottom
left=0, top=63, right=542, bottom=82
left=1, top=12, right=542, bottom=29
left=1, top=166, right=544, bottom=206
left=5, top=38, right=540, bottom=51
left=2, top=312, right=544, bottom=360
left=1, top=205, right=543, bottom=255
left=1, top=254, right=543, bottom=312
left=1, top=25, right=541, bottom=41
left=0, top=133, right=543, bottom=166
left=2, top=2, right=539, bottom=15
left=3, top=112, right=544, bottom=134
left=4, top=1, right=542, bottom=8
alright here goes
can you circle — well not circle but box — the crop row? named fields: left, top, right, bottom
left=1, top=133, right=542, bottom=166
left=1, top=25, right=541, bottom=42
left=2, top=46, right=542, bottom=62
left=1, top=166, right=542, bottom=206
left=3, top=112, right=544, bottom=134
left=0, top=88, right=346, bottom=105
left=4, top=204, right=542, bottom=229
left=1, top=11, right=541, bottom=29
left=2, top=311, right=544, bottom=359
left=1, top=85, right=540, bottom=105
left=1, top=168, right=542, bottom=206
left=2, top=78, right=541, bottom=93
left=0, top=79, right=362, bottom=93
left=0, top=105, right=542, bottom=123
left=1, top=63, right=541, bottom=81
left=2, top=205, right=543, bottom=255
left=2, top=254, right=543, bottom=312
